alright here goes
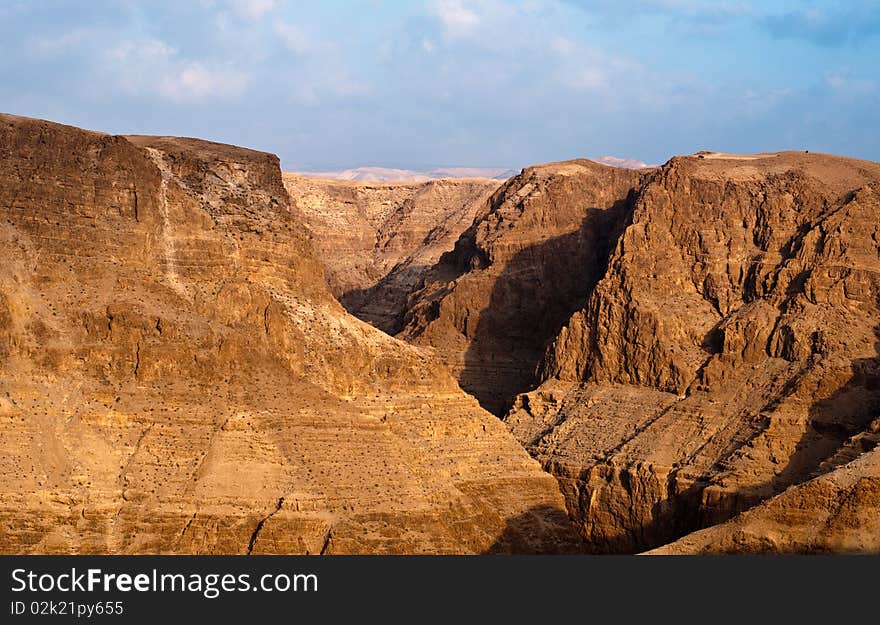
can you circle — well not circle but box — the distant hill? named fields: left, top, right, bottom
left=593, top=155, right=651, bottom=169
left=295, top=166, right=517, bottom=182
left=297, top=159, right=649, bottom=182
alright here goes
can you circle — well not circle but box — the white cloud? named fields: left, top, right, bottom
left=269, top=20, right=370, bottom=106
left=274, top=21, right=309, bottom=54
left=428, top=0, right=482, bottom=36
left=283, top=62, right=369, bottom=107
left=566, top=66, right=606, bottom=90
left=228, top=0, right=280, bottom=20
left=567, top=0, right=751, bottom=20
left=825, top=71, right=877, bottom=97
left=171, top=62, right=248, bottom=99
left=106, top=38, right=248, bottom=101
left=400, top=0, right=649, bottom=106
left=549, top=33, right=642, bottom=94
left=28, top=29, right=94, bottom=57
left=109, top=38, right=176, bottom=67
left=550, top=36, right=577, bottom=57
left=642, top=0, right=751, bottom=18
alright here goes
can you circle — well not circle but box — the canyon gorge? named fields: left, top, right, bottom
left=1, top=114, right=878, bottom=554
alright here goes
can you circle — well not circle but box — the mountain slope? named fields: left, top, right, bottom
left=0, top=114, right=578, bottom=554
left=508, top=151, right=880, bottom=552
left=650, top=438, right=880, bottom=554
left=399, top=159, right=649, bottom=415
left=283, top=173, right=498, bottom=333
left=401, top=150, right=880, bottom=553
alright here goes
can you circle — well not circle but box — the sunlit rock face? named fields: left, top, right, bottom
left=0, top=114, right=579, bottom=555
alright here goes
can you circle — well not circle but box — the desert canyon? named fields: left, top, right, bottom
left=1, top=113, right=878, bottom=554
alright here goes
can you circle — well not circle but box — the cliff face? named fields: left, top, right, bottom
left=503, top=152, right=880, bottom=552
left=650, top=439, right=880, bottom=554
left=0, top=114, right=579, bottom=555
left=398, top=160, right=648, bottom=416
left=282, top=173, right=498, bottom=334
left=395, top=150, right=880, bottom=552
left=6, top=113, right=876, bottom=555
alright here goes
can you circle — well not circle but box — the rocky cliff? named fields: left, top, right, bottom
left=650, top=440, right=880, bottom=554
left=401, top=151, right=880, bottom=553
left=399, top=160, right=648, bottom=415
left=507, top=152, right=880, bottom=552
left=0, top=114, right=578, bottom=554
left=282, top=173, right=498, bottom=334
left=6, top=112, right=877, bottom=555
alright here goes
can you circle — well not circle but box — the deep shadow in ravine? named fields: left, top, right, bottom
left=485, top=506, right=587, bottom=554
left=459, top=199, right=634, bottom=417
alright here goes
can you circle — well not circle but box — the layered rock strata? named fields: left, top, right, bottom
left=282, top=173, right=498, bottom=334
left=402, top=151, right=880, bottom=552
left=0, top=114, right=578, bottom=555
left=399, top=160, right=648, bottom=416
left=507, top=152, right=880, bottom=552
left=650, top=440, right=880, bottom=554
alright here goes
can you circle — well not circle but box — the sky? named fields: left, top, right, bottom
left=1, top=0, right=878, bottom=170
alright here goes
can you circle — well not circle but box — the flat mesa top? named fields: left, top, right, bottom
left=695, top=151, right=780, bottom=160
left=680, top=150, right=880, bottom=191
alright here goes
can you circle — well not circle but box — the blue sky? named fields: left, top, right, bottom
left=1, top=0, right=878, bottom=170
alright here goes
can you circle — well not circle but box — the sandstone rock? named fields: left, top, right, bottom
left=650, top=437, right=880, bottom=554
left=0, top=114, right=579, bottom=554
left=399, top=159, right=648, bottom=415
left=398, top=149, right=880, bottom=552
left=282, top=173, right=498, bottom=333
left=504, top=152, right=880, bottom=552
left=8, top=113, right=877, bottom=555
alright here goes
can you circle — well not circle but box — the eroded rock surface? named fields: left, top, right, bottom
left=399, top=160, right=648, bottom=416
left=400, top=151, right=880, bottom=553
left=282, top=173, right=498, bottom=334
left=6, top=113, right=877, bottom=555
left=505, top=152, right=880, bottom=552
left=0, top=114, right=579, bottom=554
left=650, top=436, right=880, bottom=554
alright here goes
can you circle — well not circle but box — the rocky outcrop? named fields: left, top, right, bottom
left=650, top=435, right=880, bottom=554
left=504, top=152, right=880, bottom=552
left=0, top=114, right=579, bottom=554
left=399, top=160, right=648, bottom=415
left=282, top=173, right=498, bottom=333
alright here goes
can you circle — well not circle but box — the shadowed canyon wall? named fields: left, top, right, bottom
left=282, top=173, right=498, bottom=334
left=399, top=160, right=648, bottom=416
